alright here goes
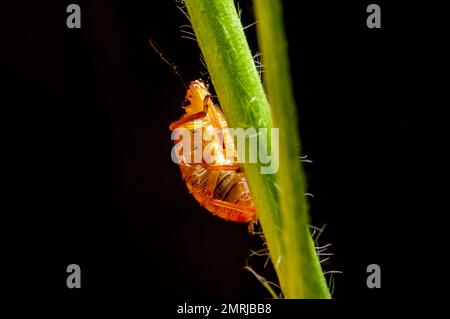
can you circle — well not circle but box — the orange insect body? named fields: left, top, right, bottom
left=170, top=80, right=257, bottom=225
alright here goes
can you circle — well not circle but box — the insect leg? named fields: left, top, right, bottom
left=204, top=170, right=220, bottom=198
left=169, top=112, right=208, bottom=130
left=197, top=170, right=220, bottom=207
left=169, top=98, right=211, bottom=130
left=201, top=163, right=240, bottom=170
left=207, top=198, right=256, bottom=215
left=207, top=198, right=257, bottom=232
left=203, top=95, right=221, bottom=128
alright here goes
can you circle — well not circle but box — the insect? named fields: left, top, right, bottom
left=149, top=40, right=257, bottom=230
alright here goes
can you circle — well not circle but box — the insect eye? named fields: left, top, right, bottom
left=182, top=99, right=190, bottom=107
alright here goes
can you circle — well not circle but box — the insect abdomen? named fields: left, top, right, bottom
left=180, top=164, right=255, bottom=223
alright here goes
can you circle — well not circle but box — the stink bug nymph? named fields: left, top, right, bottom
left=150, top=40, right=257, bottom=230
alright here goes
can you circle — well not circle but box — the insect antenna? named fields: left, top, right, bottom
left=149, top=39, right=187, bottom=88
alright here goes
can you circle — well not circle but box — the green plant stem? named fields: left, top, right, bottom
left=184, top=0, right=284, bottom=292
left=184, top=0, right=330, bottom=299
left=254, top=0, right=330, bottom=299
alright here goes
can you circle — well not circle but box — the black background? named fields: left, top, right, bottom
left=3, top=0, right=423, bottom=307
